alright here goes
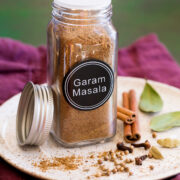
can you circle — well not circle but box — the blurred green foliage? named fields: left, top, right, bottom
left=0, top=0, right=180, bottom=63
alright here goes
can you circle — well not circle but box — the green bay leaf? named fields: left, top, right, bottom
left=150, top=112, right=180, bottom=132
left=139, top=82, right=163, bottom=112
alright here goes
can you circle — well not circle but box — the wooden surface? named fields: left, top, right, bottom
left=0, top=0, right=180, bottom=63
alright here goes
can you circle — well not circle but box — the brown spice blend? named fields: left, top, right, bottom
left=33, top=155, right=83, bottom=172
left=47, top=17, right=117, bottom=144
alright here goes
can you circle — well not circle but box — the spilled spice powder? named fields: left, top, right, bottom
left=33, top=155, right=83, bottom=172
left=33, top=145, right=159, bottom=178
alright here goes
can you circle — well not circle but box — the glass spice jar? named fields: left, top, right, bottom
left=16, top=0, right=118, bottom=148
left=47, top=0, right=118, bottom=147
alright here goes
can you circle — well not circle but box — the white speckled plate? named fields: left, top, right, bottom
left=0, top=77, right=180, bottom=180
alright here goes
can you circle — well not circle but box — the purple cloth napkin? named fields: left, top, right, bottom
left=0, top=34, right=180, bottom=180
left=0, top=38, right=47, bottom=105
left=118, top=34, right=180, bottom=88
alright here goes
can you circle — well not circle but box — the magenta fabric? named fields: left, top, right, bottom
left=0, top=38, right=47, bottom=105
left=172, top=176, right=180, bottom=180
left=0, top=35, right=180, bottom=180
left=118, top=34, right=180, bottom=88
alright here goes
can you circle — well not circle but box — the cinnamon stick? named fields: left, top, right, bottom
left=123, top=90, right=141, bottom=143
left=117, top=112, right=134, bottom=124
left=123, top=93, right=132, bottom=142
left=123, top=92, right=129, bottom=109
left=129, top=90, right=141, bottom=140
left=117, top=106, right=136, bottom=118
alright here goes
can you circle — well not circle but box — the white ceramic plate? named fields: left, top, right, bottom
left=0, top=77, right=180, bottom=180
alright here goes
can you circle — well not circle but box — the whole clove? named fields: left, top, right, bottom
left=139, top=155, right=148, bottom=160
left=117, top=142, right=133, bottom=153
left=135, top=155, right=148, bottom=165
left=135, top=158, right=142, bottom=165
left=131, top=140, right=151, bottom=150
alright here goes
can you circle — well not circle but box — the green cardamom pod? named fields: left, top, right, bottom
left=149, top=146, right=164, bottom=159
left=157, top=138, right=180, bottom=148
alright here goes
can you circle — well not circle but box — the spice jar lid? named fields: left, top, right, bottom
left=16, top=82, right=54, bottom=146
left=54, top=0, right=112, bottom=10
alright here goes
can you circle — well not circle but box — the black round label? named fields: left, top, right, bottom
left=63, top=60, right=114, bottom=111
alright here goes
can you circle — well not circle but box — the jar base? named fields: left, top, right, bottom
left=50, top=131, right=116, bottom=148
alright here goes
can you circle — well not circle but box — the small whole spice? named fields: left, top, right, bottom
left=112, top=168, right=117, bottom=174
left=140, top=155, right=148, bottom=161
left=131, top=140, right=151, bottom=150
left=120, top=152, right=125, bottom=156
left=125, top=150, right=129, bottom=155
left=110, top=158, right=114, bottom=162
left=90, top=155, right=95, bottom=159
left=117, top=142, right=133, bottom=153
left=110, top=153, right=115, bottom=158
left=149, top=165, right=154, bottom=170
left=95, top=173, right=101, bottom=178
left=152, top=132, right=157, bottom=138
left=117, top=167, right=121, bottom=172
left=119, top=156, right=123, bottom=160
left=135, top=155, right=148, bottom=165
left=135, top=158, right=142, bottom=165
left=98, top=159, right=103, bottom=165
left=148, top=153, right=153, bottom=159
left=149, top=146, right=164, bottom=159
left=125, top=159, right=131, bottom=163
left=116, top=153, right=120, bottom=158
left=100, top=165, right=107, bottom=171
left=104, top=156, right=109, bottom=161
left=124, top=167, right=129, bottom=172
left=130, top=159, right=134, bottom=163
left=110, top=155, right=116, bottom=162
left=125, top=158, right=133, bottom=164
left=119, top=167, right=124, bottom=172
left=120, top=162, right=125, bottom=167
left=157, top=138, right=180, bottom=148
left=102, top=171, right=111, bottom=176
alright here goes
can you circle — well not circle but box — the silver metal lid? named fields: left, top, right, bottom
left=16, top=82, right=54, bottom=146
